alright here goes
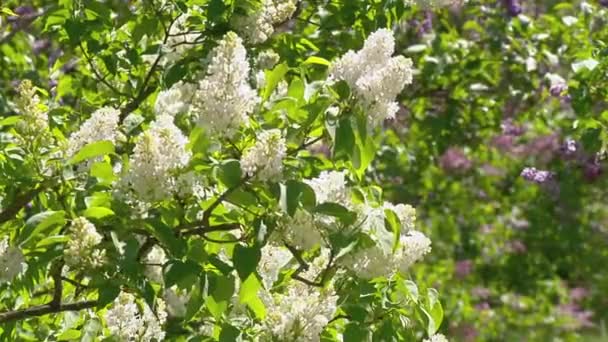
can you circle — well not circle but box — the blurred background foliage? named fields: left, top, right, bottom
left=1, top=0, right=608, bottom=341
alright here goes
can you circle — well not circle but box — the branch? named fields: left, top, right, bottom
left=179, top=223, right=242, bottom=237
left=78, top=42, right=129, bottom=98
left=136, top=236, right=158, bottom=261
left=0, top=300, right=98, bottom=324
left=285, top=243, right=336, bottom=287
left=0, top=182, right=49, bottom=224
left=0, top=9, right=47, bottom=45
left=200, top=176, right=252, bottom=227
left=119, top=14, right=181, bottom=121
left=49, top=260, right=64, bottom=308
left=288, top=135, right=324, bottom=155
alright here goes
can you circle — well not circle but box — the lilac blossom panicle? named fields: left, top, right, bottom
left=454, top=259, right=473, bottom=278
left=521, top=167, right=553, bottom=184
left=501, top=118, right=525, bottom=136
left=439, top=147, right=472, bottom=173
left=503, top=0, right=522, bottom=16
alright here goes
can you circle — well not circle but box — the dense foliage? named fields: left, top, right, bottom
left=1, top=0, right=607, bottom=341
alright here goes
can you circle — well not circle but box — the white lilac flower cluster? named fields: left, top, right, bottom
left=164, top=286, right=190, bottom=318
left=344, top=201, right=431, bottom=279
left=258, top=245, right=338, bottom=342
left=121, top=114, right=191, bottom=202
left=154, top=81, right=196, bottom=117
left=153, top=32, right=258, bottom=137
left=142, top=246, right=190, bottom=318
left=424, top=333, right=449, bottom=342
left=0, top=236, right=25, bottom=283
left=191, top=32, right=259, bottom=137
left=329, top=29, right=413, bottom=126
left=104, top=292, right=167, bottom=341
left=256, top=49, right=281, bottom=70
left=15, top=80, right=49, bottom=138
left=144, top=245, right=167, bottom=283
left=240, top=129, right=287, bottom=181
left=277, top=209, right=324, bottom=251
left=64, top=217, right=106, bottom=268
left=269, top=171, right=351, bottom=250
left=66, top=107, right=121, bottom=159
left=261, top=282, right=338, bottom=341
left=258, top=245, right=292, bottom=289
left=233, top=0, right=298, bottom=44
left=304, top=170, right=351, bottom=208
left=162, top=12, right=200, bottom=64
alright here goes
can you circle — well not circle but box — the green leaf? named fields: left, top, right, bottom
left=352, top=131, right=376, bottom=179
left=288, top=77, right=305, bottom=102
left=165, top=260, right=202, bottom=289
left=96, top=284, right=120, bottom=307
left=263, top=63, right=289, bottom=100
left=427, top=288, right=443, bottom=334
left=284, top=180, right=316, bottom=216
left=334, top=117, right=355, bottom=159
left=313, top=202, right=356, bottom=225
left=239, top=274, right=260, bottom=303
left=20, top=211, right=66, bottom=245
left=233, top=245, right=261, bottom=280
left=57, top=329, right=81, bottom=340
left=82, top=207, right=114, bottom=219
left=0, top=116, right=20, bottom=127
left=303, top=56, right=331, bottom=66
left=218, top=160, right=242, bottom=188
left=1, top=8, right=18, bottom=16
left=384, top=209, right=401, bottom=252
left=185, top=280, right=206, bottom=321
left=219, top=324, right=240, bottom=342
left=343, top=323, right=369, bottom=341
left=90, top=161, right=116, bottom=183
left=206, top=274, right=235, bottom=319
left=68, top=140, right=114, bottom=165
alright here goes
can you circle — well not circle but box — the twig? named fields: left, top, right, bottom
left=0, top=181, right=50, bottom=224
left=120, top=14, right=181, bottom=121
left=179, top=223, right=242, bottom=237
left=49, top=260, right=64, bottom=308
left=0, top=300, right=98, bottom=324
left=200, top=176, right=252, bottom=227
left=78, top=42, right=129, bottom=98
left=60, top=276, right=88, bottom=289
left=136, top=236, right=158, bottom=261
left=284, top=243, right=336, bottom=287
left=288, top=135, right=324, bottom=155
left=0, top=9, right=47, bottom=45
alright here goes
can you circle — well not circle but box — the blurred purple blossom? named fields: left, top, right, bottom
left=559, top=138, right=578, bottom=158
left=508, top=240, right=527, bottom=254
left=558, top=304, right=594, bottom=329
left=491, top=134, right=515, bottom=152
left=503, top=0, right=523, bottom=16
left=521, top=167, right=553, bottom=183
left=439, top=147, right=472, bottom=173
left=472, top=287, right=491, bottom=299
left=421, top=11, right=433, bottom=34
left=601, top=0, right=608, bottom=7
left=455, top=259, right=473, bottom=278
left=549, top=83, right=568, bottom=98
left=475, top=302, right=491, bottom=311
left=583, top=160, right=602, bottom=182
left=501, top=118, right=525, bottom=136
left=523, top=134, right=560, bottom=159
left=480, top=224, right=493, bottom=234
left=569, top=287, right=589, bottom=302
left=32, top=39, right=51, bottom=54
